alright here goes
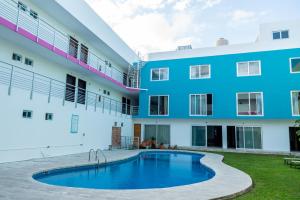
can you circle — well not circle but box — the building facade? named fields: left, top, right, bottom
left=0, top=0, right=140, bottom=163
left=133, top=21, right=300, bottom=153
left=0, top=0, right=299, bottom=163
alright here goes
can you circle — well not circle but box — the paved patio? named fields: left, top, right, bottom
left=0, top=150, right=252, bottom=200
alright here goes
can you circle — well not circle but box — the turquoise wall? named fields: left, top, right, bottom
left=135, top=48, right=300, bottom=119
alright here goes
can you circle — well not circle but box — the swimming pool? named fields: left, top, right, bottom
left=33, top=151, right=215, bottom=190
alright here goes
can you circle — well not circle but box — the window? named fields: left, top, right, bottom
left=69, top=36, right=78, bottom=58
left=190, top=94, right=213, bottom=116
left=80, top=44, right=89, bottom=64
left=190, top=65, right=210, bottom=79
left=151, top=68, right=169, bottom=81
left=144, top=125, right=170, bottom=145
left=18, top=1, right=27, bottom=12
left=192, top=126, right=206, bottom=146
left=65, top=74, right=76, bottom=102
left=25, top=58, right=33, bottom=66
left=290, top=58, right=300, bottom=73
left=273, top=30, right=289, bottom=40
left=291, top=91, right=300, bottom=116
left=70, top=115, right=79, bottom=133
left=30, top=9, right=38, bottom=19
left=12, top=53, right=22, bottom=62
left=237, top=61, right=261, bottom=76
left=237, top=92, right=263, bottom=116
left=22, top=110, right=32, bottom=119
left=45, top=113, right=53, bottom=121
left=236, top=127, right=262, bottom=149
left=122, top=97, right=131, bottom=115
left=149, top=95, right=169, bottom=116
left=77, top=79, right=86, bottom=105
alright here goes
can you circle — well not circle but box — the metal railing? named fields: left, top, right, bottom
left=121, top=136, right=140, bottom=149
left=0, top=61, right=139, bottom=116
left=0, top=0, right=138, bottom=87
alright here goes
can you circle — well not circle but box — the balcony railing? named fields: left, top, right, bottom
left=0, top=60, right=139, bottom=116
left=0, top=0, right=136, bottom=88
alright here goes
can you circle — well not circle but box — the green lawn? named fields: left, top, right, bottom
left=211, top=152, right=300, bottom=200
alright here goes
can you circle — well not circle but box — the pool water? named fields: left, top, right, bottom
left=34, top=151, right=215, bottom=189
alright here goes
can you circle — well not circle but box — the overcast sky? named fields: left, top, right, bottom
left=85, top=0, right=300, bottom=56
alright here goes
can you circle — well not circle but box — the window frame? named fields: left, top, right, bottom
left=12, top=53, right=22, bottom=62
left=150, top=68, right=169, bottom=81
left=291, top=90, right=300, bottom=116
left=148, top=95, right=169, bottom=116
left=236, top=61, right=261, bottom=77
left=289, top=57, right=300, bottom=74
left=45, top=113, right=53, bottom=121
left=272, top=30, right=289, bottom=40
left=191, top=125, right=207, bottom=147
left=235, top=126, right=263, bottom=150
left=22, top=110, right=32, bottom=119
left=236, top=92, right=264, bottom=116
left=189, top=93, right=213, bottom=116
left=70, top=114, right=79, bottom=134
left=189, top=64, right=211, bottom=80
left=25, top=57, right=33, bottom=66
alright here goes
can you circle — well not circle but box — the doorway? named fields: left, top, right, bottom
left=207, top=126, right=222, bottom=147
left=227, top=126, right=236, bottom=148
left=134, top=124, right=141, bottom=142
left=112, top=127, right=121, bottom=148
left=289, top=127, right=300, bottom=151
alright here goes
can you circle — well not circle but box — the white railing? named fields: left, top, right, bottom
left=0, top=61, right=139, bottom=116
left=0, top=0, right=137, bottom=87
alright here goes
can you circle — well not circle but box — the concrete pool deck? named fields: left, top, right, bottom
left=0, top=150, right=252, bottom=200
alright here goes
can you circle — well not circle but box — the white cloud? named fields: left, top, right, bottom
left=228, top=9, right=269, bottom=27
left=173, top=0, right=192, bottom=11
left=231, top=9, right=256, bottom=23
left=199, top=0, right=222, bottom=10
left=85, top=0, right=207, bottom=55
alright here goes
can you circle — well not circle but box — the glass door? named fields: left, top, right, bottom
left=192, top=126, right=206, bottom=147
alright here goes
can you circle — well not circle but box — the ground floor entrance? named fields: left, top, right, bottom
left=289, top=127, right=300, bottom=151
left=191, top=125, right=222, bottom=147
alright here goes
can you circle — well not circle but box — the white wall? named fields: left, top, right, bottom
left=133, top=118, right=294, bottom=152
left=0, top=38, right=134, bottom=163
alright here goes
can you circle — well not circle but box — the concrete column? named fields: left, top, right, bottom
left=222, top=125, right=227, bottom=149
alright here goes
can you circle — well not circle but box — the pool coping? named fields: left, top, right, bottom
left=0, top=150, right=253, bottom=200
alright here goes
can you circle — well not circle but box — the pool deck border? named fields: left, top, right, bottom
left=0, top=150, right=252, bottom=200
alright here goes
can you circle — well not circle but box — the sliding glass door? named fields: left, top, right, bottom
left=236, top=127, right=262, bottom=149
left=144, top=125, right=170, bottom=145
left=192, top=126, right=206, bottom=146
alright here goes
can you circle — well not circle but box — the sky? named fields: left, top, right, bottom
left=85, top=0, right=300, bottom=57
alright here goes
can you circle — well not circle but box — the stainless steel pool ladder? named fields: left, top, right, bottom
left=88, top=149, right=95, bottom=162
left=96, top=148, right=107, bottom=164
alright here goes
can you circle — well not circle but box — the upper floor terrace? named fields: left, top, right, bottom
left=0, top=0, right=141, bottom=94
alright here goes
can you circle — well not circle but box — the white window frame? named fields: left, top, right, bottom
left=235, top=126, right=263, bottom=150
left=190, top=125, right=207, bottom=147
left=272, top=30, right=289, bottom=40
left=289, top=57, right=300, bottom=74
left=148, top=95, right=169, bottom=116
left=236, top=61, right=261, bottom=77
left=190, top=65, right=211, bottom=79
left=150, top=68, right=169, bottom=81
left=189, top=94, right=213, bottom=116
left=70, top=114, right=79, bottom=133
left=291, top=90, right=300, bottom=116
left=236, top=92, right=264, bottom=116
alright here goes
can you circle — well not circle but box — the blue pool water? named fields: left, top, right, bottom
left=34, top=151, right=215, bottom=189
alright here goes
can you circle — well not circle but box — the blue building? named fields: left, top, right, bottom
left=133, top=21, right=300, bottom=152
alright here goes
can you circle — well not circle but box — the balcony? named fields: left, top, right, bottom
left=0, top=0, right=140, bottom=92
left=0, top=60, right=139, bottom=116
